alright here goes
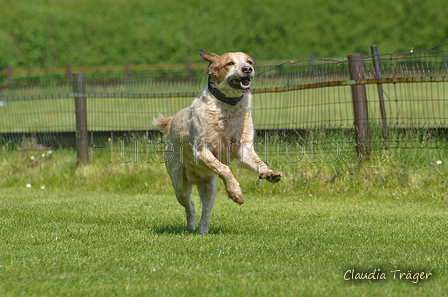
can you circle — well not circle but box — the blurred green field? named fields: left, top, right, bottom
left=1, top=0, right=447, bottom=69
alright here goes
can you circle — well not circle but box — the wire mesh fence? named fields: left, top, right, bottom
left=1, top=47, right=448, bottom=161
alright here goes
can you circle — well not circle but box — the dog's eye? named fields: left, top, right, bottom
left=247, top=60, right=253, bottom=65
left=226, top=62, right=235, bottom=66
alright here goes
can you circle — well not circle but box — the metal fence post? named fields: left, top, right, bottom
left=348, top=54, right=371, bottom=158
left=73, top=72, right=89, bottom=164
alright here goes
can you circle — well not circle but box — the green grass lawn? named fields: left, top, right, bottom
left=1, top=189, right=447, bottom=296
left=1, top=148, right=447, bottom=296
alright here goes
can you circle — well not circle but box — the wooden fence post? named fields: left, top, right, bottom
left=65, top=63, right=72, bottom=84
left=7, top=66, right=13, bottom=86
left=185, top=58, right=193, bottom=80
left=73, top=72, right=89, bottom=164
left=348, top=54, right=371, bottom=158
left=370, top=45, right=389, bottom=139
left=125, top=61, right=131, bottom=80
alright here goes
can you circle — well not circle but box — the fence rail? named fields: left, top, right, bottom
left=1, top=46, right=448, bottom=163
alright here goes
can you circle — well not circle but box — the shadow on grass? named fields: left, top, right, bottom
left=154, top=224, right=195, bottom=235
left=153, top=223, right=235, bottom=235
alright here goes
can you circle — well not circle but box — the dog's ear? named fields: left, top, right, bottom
left=199, top=49, right=219, bottom=64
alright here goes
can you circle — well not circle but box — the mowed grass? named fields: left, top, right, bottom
left=1, top=190, right=447, bottom=296
left=0, top=191, right=448, bottom=296
left=1, top=148, right=448, bottom=296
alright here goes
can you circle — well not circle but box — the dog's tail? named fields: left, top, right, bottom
left=153, top=116, right=174, bottom=139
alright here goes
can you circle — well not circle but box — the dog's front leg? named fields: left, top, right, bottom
left=239, top=143, right=282, bottom=183
left=195, top=149, right=244, bottom=205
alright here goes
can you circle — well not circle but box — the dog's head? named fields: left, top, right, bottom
left=199, top=49, right=254, bottom=97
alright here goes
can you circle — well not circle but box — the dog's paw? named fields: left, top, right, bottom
left=259, top=170, right=282, bottom=184
left=228, top=189, right=244, bottom=205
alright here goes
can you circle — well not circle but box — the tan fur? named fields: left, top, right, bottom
left=153, top=50, right=282, bottom=234
left=153, top=116, right=173, bottom=140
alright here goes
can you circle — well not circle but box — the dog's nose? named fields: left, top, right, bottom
left=242, top=66, right=253, bottom=74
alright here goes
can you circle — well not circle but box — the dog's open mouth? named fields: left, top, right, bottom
left=229, top=76, right=252, bottom=91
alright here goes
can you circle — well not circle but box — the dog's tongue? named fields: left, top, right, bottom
left=240, top=77, right=251, bottom=88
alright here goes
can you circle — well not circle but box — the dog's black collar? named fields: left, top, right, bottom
left=207, top=77, right=244, bottom=105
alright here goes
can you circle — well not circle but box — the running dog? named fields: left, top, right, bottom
left=153, top=49, right=282, bottom=233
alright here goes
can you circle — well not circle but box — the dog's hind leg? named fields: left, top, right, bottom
left=169, top=164, right=196, bottom=231
left=175, top=184, right=195, bottom=231
left=197, top=175, right=217, bottom=234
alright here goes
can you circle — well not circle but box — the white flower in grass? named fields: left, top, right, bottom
left=26, top=183, right=32, bottom=188
left=30, top=156, right=36, bottom=161
left=42, top=153, right=46, bottom=158
left=436, top=160, right=442, bottom=165
left=47, top=150, right=53, bottom=155
left=41, top=186, right=46, bottom=190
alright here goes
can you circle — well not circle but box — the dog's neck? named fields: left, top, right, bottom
left=207, top=76, right=244, bottom=105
